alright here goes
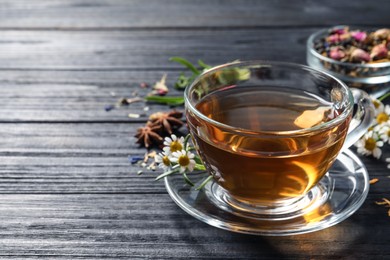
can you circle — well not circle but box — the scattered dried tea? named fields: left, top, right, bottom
left=369, top=178, right=379, bottom=184
left=375, top=198, right=390, bottom=217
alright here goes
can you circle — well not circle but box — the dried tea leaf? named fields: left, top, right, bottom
left=375, top=198, right=390, bottom=206
left=369, top=178, right=379, bottom=184
left=128, top=113, right=141, bottom=118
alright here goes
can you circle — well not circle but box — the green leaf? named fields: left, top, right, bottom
left=198, top=59, right=212, bottom=70
left=145, top=95, right=184, bottom=106
left=193, top=155, right=203, bottom=165
left=174, top=73, right=190, bottom=90
left=194, top=163, right=206, bottom=171
left=170, top=57, right=200, bottom=75
left=378, top=92, right=390, bottom=101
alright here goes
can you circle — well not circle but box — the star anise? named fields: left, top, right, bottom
left=149, top=110, right=184, bottom=134
left=135, top=123, right=163, bottom=148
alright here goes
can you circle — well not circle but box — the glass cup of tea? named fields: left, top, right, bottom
left=185, top=61, right=374, bottom=218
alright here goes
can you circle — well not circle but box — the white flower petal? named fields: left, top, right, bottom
left=373, top=148, right=382, bottom=159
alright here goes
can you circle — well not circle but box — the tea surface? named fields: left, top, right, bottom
left=197, top=86, right=336, bottom=131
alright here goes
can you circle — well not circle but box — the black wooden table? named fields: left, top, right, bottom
left=0, top=1, right=389, bottom=259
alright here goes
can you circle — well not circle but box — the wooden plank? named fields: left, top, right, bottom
left=0, top=0, right=389, bottom=29
left=0, top=194, right=387, bottom=258
left=0, top=123, right=387, bottom=194
left=0, top=28, right=313, bottom=70
left=0, top=123, right=167, bottom=193
left=0, top=82, right=185, bottom=122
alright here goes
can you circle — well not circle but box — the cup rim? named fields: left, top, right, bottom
left=307, top=25, right=390, bottom=68
left=184, top=60, right=354, bottom=136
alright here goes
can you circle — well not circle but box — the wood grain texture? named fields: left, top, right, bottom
left=0, top=29, right=313, bottom=70
left=0, top=123, right=387, bottom=196
left=0, top=0, right=389, bottom=29
left=0, top=194, right=387, bottom=259
left=0, top=83, right=184, bottom=122
left=0, top=0, right=389, bottom=258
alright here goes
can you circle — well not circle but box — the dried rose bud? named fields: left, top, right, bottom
left=152, top=74, right=169, bottom=96
left=329, top=47, right=346, bottom=60
left=326, top=34, right=340, bottom=43
left=351, top=31, right=367, bottom=42
left=370, top=44, right=388, bottom=60
left=340, top=32, right=352, bottom=41
left=373, top=28, right=390, bottom=39
left=351, top=48, right=371, bottom=62
left=331, top=28, right=347, bottom=35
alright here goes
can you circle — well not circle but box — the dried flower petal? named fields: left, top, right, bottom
left=329, top=47, right=346, bottom=60
left=351, top=31, right=367, bottom=42
left=152, top=74, right=169, bottom=96
left=369, top=178, right=379, bottom=184
left=331, top=27, right=347, bottom=35
left=350, top=48, right=371, bottom=62
left=370, top=44, right=388, bottom=60
left=373, top=28, right=390, bottom=39
left=326, top=34, right=340, bottom=43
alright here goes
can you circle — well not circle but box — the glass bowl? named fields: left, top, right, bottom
left=307, top=26, right=390, bottom=97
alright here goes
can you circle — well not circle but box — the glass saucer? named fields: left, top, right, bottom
left=164, top=149, right=369, bottom=236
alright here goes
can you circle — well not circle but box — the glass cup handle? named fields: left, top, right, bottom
left=343, top=88, right=375, bottom=150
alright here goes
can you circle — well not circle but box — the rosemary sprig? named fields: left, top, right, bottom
left=145, top=95, right=184, bottom=106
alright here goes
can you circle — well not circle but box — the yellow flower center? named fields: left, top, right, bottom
left=178, top=155, right=190, bottom=167
left=373, top=100, right=381, bottom=109
left=376, top=112, right=389, bottom=124
left=364, top=137, right=377, bottom=151
left=387, top=129, right=390, bottom=137
left=169, top=140, right=183, bottom=152
left=162, top=156, right=170, bottom=166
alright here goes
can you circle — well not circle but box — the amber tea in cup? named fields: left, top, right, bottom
left=185, top=61, right=373, bottom=214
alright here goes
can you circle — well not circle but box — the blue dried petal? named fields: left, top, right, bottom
left=104, top=104, right=115, bottom=112
left=129, top=155, right=144, bottom=164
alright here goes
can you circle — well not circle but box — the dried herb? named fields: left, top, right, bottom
left=149, top=110, right=184, bottom=134
left=369, top=178, right=379, bottom=184
left=135, top=123, right=163, bottom=148
left=169, top=57, right=211, bottom=90
left=375, top=198, right=390, bottom=216
left=144, top=95, right=184, bottom=106
left=148, top=74, right=169, bottom=96
left=314, top=26, right=390, bottom=63
left=134, top=110, right=185, bottom=148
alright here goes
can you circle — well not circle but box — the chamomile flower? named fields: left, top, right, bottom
left=163, top=134, right=184, bottom=154
left=371, top=97, right=384, bottom=115
left=377, top=123, right=390, bottom=144
left=154, top=151, right=172, bottom=171
left=355, top=131, right=384, bottom=159
left=386, top=157, right=390, bottom=169
left=170, top=150, right=196, bottom=173
left=375, top=105, right=390, bottom=124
